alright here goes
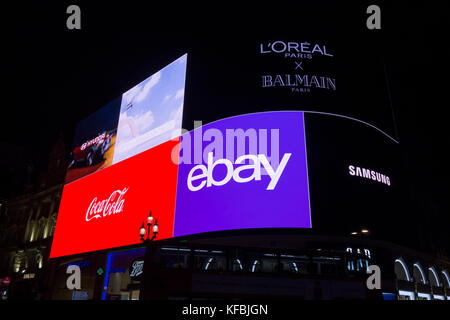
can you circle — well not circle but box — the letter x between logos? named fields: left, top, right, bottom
left=295, top=61, right=303, bottom=70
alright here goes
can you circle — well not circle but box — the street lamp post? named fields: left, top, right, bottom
left=140, top=211, right=158, bottom=242
left=139, top=211, right=159, bottom=300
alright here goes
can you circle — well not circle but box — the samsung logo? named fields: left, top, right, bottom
left=349, top=165, right=390, bottom=186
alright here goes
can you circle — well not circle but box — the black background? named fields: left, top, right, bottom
left=304, top=113, right=403, bottom=244
left=1, top=1, right=449, bottom=256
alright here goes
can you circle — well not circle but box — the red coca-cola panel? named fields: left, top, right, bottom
left=50, top=138, right=180, bottom=258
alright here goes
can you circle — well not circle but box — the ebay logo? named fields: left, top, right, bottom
left=187, top=152, right=292, bottom=191
left=174, top=111, right=311, bottom=237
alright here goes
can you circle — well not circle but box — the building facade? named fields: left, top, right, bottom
left=0, top=134, right=66, bottom=300
left=43, top=231, right=450, bottom=300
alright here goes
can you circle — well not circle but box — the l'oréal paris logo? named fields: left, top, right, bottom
left=187, top=152, right=291, bottom=192
left=86, top=187, right=129, bottom=222
left=259, top=41, right=333, bottom=59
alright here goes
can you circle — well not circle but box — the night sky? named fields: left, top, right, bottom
left=2, top=1, right=449, bottom=255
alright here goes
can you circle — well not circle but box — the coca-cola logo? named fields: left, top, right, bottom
left=86, top=187, right=129, bottom=222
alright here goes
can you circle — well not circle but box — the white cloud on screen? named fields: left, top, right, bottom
left=135, top=71, right=161, bottom=102
left=116, top=110, right=155, bottom=141
left=122, top=71, right=162, bottom=105
left=174, top=88, right=184, bottom=100
left=169, top=102, right=184, bottom=123
left=122, top=86, right=140, bottom=105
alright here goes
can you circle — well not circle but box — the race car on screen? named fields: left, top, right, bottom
left=69, top=132, right=112, bottom=168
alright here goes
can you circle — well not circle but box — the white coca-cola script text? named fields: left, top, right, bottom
left=86, top=187, right=129, bottom=222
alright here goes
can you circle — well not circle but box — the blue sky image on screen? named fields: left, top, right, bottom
left=112, top=54, right=187, bottom=164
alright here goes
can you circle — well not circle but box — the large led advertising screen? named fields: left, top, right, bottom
left=51, top=34, right=401, bottom=258
left=64, top=54, right=187, bottom=184
left=113, top=55, right=186, bottom=165
left=50, top=109, right=313, bottom=258
left=50, top=138, right=180, bottom=257
left=65, top=98, right=121, bottom=184
left=173, top=111, right=311, bottom=237
left=51, top=54, right=188, bottom=258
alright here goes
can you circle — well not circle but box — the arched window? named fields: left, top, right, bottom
left=49, top=213, right=57, bottom=237
left=356, top=258, right=368, bottom=271
left=347, top=260, right=355, bottom=271
left=37, top=217, right=47, bottom=240
left=203, top=257, right=215, bottom=270
left=13, top=252, right=28, bottom=274
left=428, top=267, right=441, bottom=287
left=35, top=251, right=43, bottom=269
left=27, top=220, right=36, bottom=242
left=251, top=259, right=262, bottom=273
left=232, top=259, right=243, bottom=271
left=289, top=262, right=299, bottom=273
left=413, top=263, right=427, bottom=284
left=441, top=270, right=450, bottom=289
left=394, top=258, right=411, bottom=281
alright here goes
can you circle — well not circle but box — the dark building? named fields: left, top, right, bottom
left=0, top=134, right=66, bottom=300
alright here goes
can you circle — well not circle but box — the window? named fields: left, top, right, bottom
left=204, top=257, right=215, bottom=270
left=49, top=214, right=57, bottom=237
left=347, top=260, right=354, bottom=271
left=413, top=263, right=427, bottom=284
left=417, top=292, right=431, bottom=300
left=251, top=259, right=262, bottom=273
left=232, top=259, right=243, bottom=271
left=313, top=256, right=341, bottom=275
left=356, top=259, right=367, bottom=271
left=193, top=249, right=226, bottom=272
left=13, top=252, right=28, bottom=274
left=28, top=220, right=36, bottom=242
left=394, top=258, right=411, bottom=281
left=37, top=218, right=47, bottom=240
left=36, top=252, right=43, bottom=269
left=280, top=255, right=309, bottom=274
left=246, top=252, right=278, bottom=273
left=160, top=247, right=191, bottom=269
left=398, top=290, right=414, bottom=300
left=428, top=267, right=441, bottom=287
left=442, top=270, right=450, bottom=289
left=103, top=248, right=146, bottom=300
